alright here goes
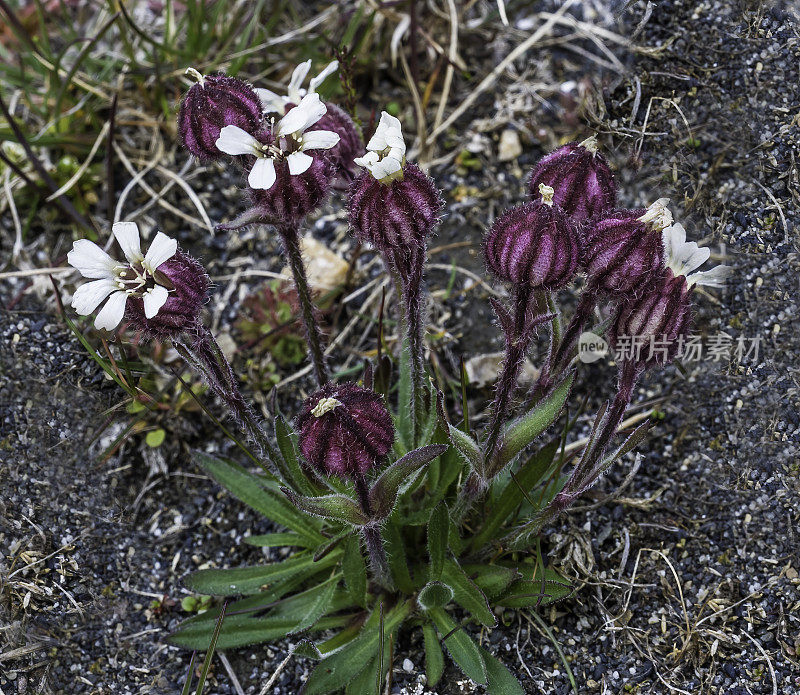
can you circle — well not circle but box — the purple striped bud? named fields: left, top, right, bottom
left=297, top=383, right=395, bottom=478
left=348, top=162, right=443, bottom=251
left=582, top=208, right=665, bottom=296
left=527, top=136, right=616, bottom=221
left=178, top=69, right=263, bottom=161
left=610, top=268, right=693, bottom=368
left=125, top=249, right=210, bottom=340
left=484, top=184, right=580, bottom=290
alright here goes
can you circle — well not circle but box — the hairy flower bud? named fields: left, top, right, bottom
left=125, top=250, right=210, bottom=340
left=582, top=208, right=665, bottom=295
left=297, top=383, right=395, bottom=477
left=348, top=162, right=443, bottom=251
left=527, top=136, right=616, bottom=220
left=178, top=69, right=263, bottom=161
left=610, top=269, right=693, bottom=368
left=484, top=185, right=580, bottom=290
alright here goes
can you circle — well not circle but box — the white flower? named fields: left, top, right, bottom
left=255, top=60, right=339, bottom=113
left=215, top=93, right=339, bottom=190
left=637, top=198, right=673, bottom=230
left=662, top=222, right=731, bottom=288
left=354, top=111, right=406, bottom=182
left=67, top=222, right=177, bottom=331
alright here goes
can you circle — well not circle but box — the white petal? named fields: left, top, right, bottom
left=112, top=222, right=143, bottom=263
left=255, top=87, right=285, bottom=113
left=215, top=125, right=260, bottom=155
left=248, top=157, right=277, bottom=189
left=71, top=278, right=116, bottom=315
left=300, top=129, right=340, bottom=151
left=671, top=241, right=710, bottom=277
left=143, top=231, right=178, bottom=271
left=143, top=284, right=169, bottom=318
left=369, top=156, right=402, bottom=180
left=687, top=265, right=732, bottom=288
left=94, top=290, right=128, bottom=331
left=287, top=60, right=312, bottom=100
left=366, top=112, right=405, bottom=155
left=67, top=239, right=118, bottom=279
left=278, top=93, right=326, bottom=136
left=308, top=60, right=338, bottom=92
left=354, top=151, right=379, bottom=169
left=286, top=151, right=314, bottom=175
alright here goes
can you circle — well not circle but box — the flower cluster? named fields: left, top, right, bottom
left=61, top=59, right=731, bottom=694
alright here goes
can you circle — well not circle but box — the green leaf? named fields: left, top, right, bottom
left=427, top=502, right=448, bottom=581
left=459, top=564, right=519, bottom=601
left=396, top=331, right=413, bottom=449
left=422, top=623, right=445, bottom=687
left=417, top=581, right=454, bottom=610
left=302, top=600, right=413, bottom=695
left=244, top=532, right=311, bottom=548
left=275, top=414, right=318, bottom=494
left=342, top=534, right=368, bottom=608
left=282, top=488, right=368, bottom=526
left=194, top=451, right=324, bottom=544
left=429, top=608, right=487, bottom=685
left=185, top=550, right=341, bottom=596
left=448, top=424, right=484, bottom=474
left=283, top=574, right=340, bottom=635
left=471, top=440, right=560, bottom=551
left=382, top=522, right=415, bottom=593
left=145, top=428, right=166, bottom=447
left=479, top=647, right=525, bottom=695
left=491, top=371, right=574, bottom=474
left=442, top=559, right=496, bottom=627
left=497, top=566, right=574, bottom=608
left=369, top=444, right=447, bottom=520
left=344, top=651, right=381, bottom=695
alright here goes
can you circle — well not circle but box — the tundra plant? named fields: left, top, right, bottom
left=65, top=65, right=728, bottom=693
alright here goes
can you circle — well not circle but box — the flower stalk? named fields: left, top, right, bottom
left=354, top=473, right=393, bottom=590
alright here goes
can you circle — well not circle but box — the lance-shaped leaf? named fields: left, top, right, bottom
left=417, top=581, right=454, bottom=611
left=442, top=559, right=496, bottom=627
left=423, top=623, right=445, bottom=687
left=459, top=564, right=519, bottom=601
left=448, top=424, right=484, bottom=475
left=427, top=503, right=448, bottom=581
left=576, top=418, right=650, bottom=494
left=369, top=444, right=448, bottom=520
left=479, top=647, right=525, bottom=695
left=490, top=370, right=574, bottom=475
left=342, top=534, right=368, bottom=608
left=275, top=414, right=320, bottom=495
left=282, top=488, right=368, bottom=526
left=429, top=608, right=487, bottom=685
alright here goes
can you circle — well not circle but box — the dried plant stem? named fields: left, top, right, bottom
left=174, top=324, right=280, bottom=476
left=277, top=223, right=329, bottom=387
left=354, top=474, right=393, bottom=590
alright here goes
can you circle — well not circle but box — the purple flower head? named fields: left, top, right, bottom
left=348, top=162, right=442, bottom=254
left=610, top=268, right=693, bottom=368
left=125, top=250, right=210, bottom=340
left=484, top=184, right=580, bottom=290
left=527, top=136, right=616, bottom=221
left=297, top=382, right=395, bottom=478
left=582, top=208, right=665, bottom=296
left=178, top=69, right=263, bottom=161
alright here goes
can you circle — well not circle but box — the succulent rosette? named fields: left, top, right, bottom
left=484, top=183, right=580, bottom=290
left=297, top=383, right=395, bottom=478
left=67, top=222, right=208, bottom=338
left=527, top=136, right=616, bottom=221
left=178, top=69, right=263, bottom=161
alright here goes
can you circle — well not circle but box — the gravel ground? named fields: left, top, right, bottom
left=1, top=1, right=799, bottom=694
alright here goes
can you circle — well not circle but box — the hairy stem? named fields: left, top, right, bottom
left=277, top=223, right=329, bottom=387
left=174, top=324, right=280, bottom=476
left=354, top=474, right=393, bottom=590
